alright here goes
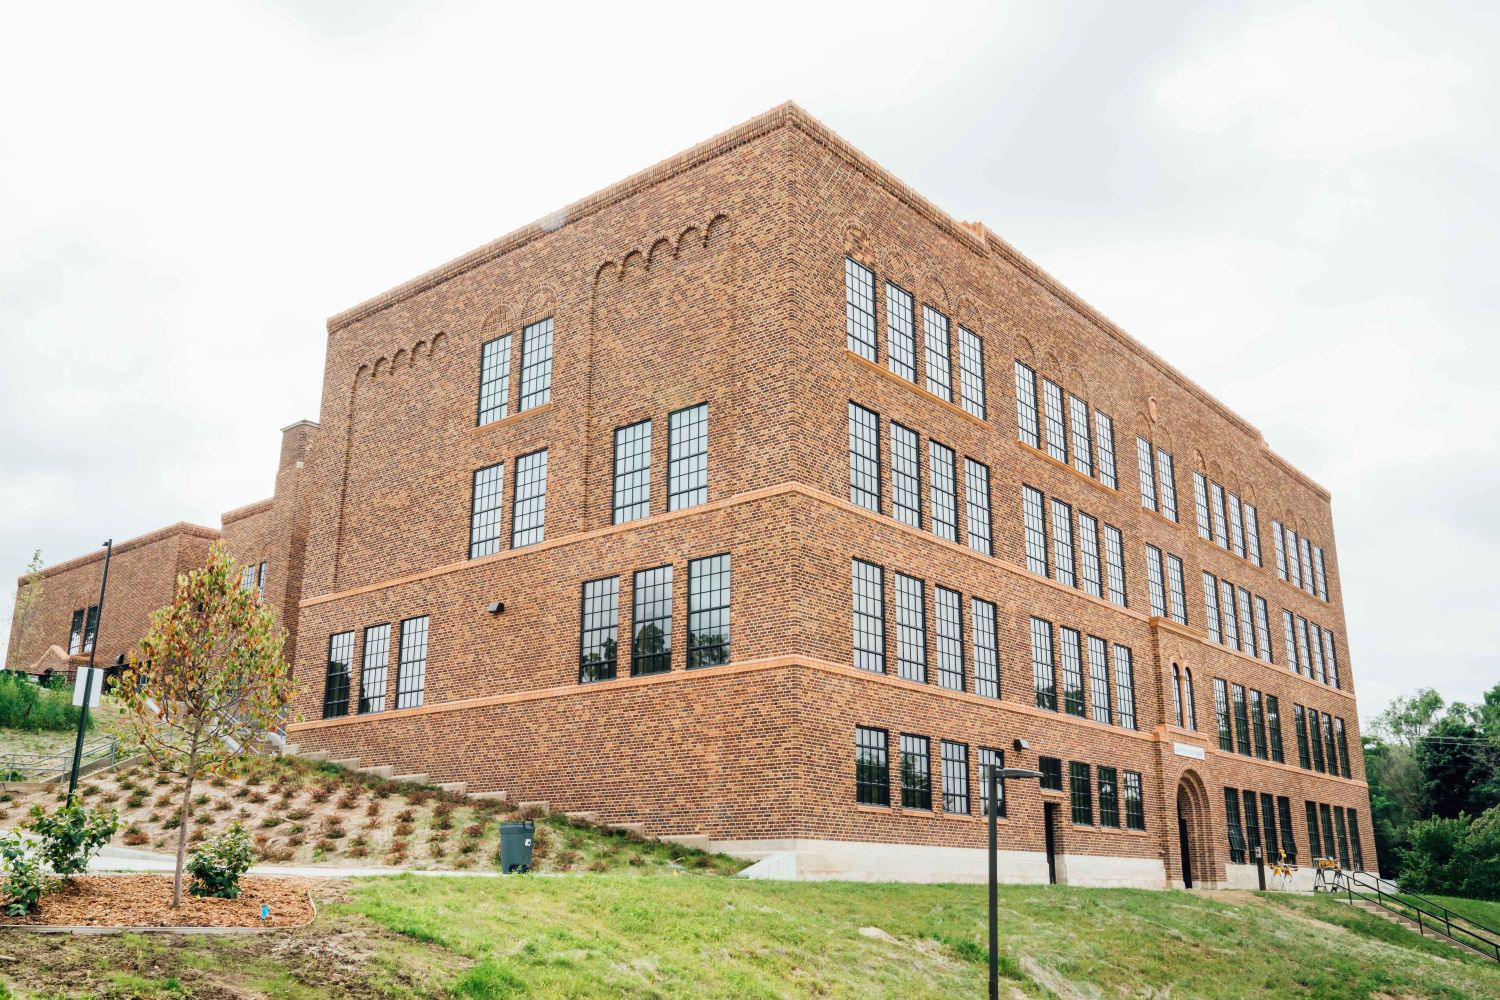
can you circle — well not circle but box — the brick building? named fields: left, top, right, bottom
left=8, top=103, right=1374, bottom=886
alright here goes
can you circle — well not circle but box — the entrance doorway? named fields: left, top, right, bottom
left=1178, top=809, right=1194, bottom=888
left=1043, top=802, right=1058, bottom=884
left=1175, top=770, right=1212, bottom=888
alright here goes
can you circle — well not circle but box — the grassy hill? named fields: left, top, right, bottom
left=3, top=876, right=1497, bottom=998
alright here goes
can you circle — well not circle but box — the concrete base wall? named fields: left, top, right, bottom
left=725, top=837, right=1165, bottom=887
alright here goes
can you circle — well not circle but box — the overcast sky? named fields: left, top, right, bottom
left=2, top=1, right=1495, bottom=725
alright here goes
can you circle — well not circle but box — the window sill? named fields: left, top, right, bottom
left=468, top=401, right=554, bottom=436
left=1014, top=439, right=1119, bottom=498
left=845, top=351, right=989, bottom=428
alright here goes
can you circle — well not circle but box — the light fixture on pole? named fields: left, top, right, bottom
left=67, top=539, right=112, bottom=805
left=987, top=765, right=1044, bottom=1000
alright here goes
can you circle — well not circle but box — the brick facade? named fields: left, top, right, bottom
left=7, top=103, right=1374, bottom=885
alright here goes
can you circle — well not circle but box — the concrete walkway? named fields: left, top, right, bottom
left=86, top=843, right=501, bottom=879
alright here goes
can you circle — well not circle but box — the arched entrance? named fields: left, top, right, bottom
left=1175, top=770, right=1213, bottom=889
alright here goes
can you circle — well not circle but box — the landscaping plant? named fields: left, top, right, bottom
left=24, top=802, right=118, bottom=876
left=186, top=822, right=254, bottom=898
left=0, top=832, right=51, bottom=916
left=118, top=542, right=296, bottom=907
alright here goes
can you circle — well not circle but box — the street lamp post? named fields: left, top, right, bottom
left=66, top=539, right=112, bottom=806
left=987, top=765, right=1045, bottom=1000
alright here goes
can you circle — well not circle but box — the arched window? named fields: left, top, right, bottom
left=1171, top=664, right=1184, bottom=727
left=1183, top=668, right=1198, bottom=731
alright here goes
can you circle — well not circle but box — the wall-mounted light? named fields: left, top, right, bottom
left=1013, top=738, right=1029, bottom=751
left=487, top=601, right=506, bottom=615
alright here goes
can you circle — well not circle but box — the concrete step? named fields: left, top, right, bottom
left=438, top=782, right=467, bottom=795
left=517, top=800, right=549, bottom=814
left=282, top=743, right=299, bottom=756
left=661, top=834, right=711, bottom=852
left=563, top=811, right=596, bottom=824
left=469, top=790, right=508, bottom=802
left=357, top=765, right=394, bottom=779
left=1345, top=899, right=1490, bottom=959
left=606, top=822, right=646, bottom=837
left=329, top=757, right=360, bottom=770
left=391, top=773, right=429, bottom=785
left=296, top=750, right=329, bottom=763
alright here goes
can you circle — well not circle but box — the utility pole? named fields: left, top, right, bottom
left=66, top=539, right=111, bottom=805
left=988, top=765, right=1044, bottom=1000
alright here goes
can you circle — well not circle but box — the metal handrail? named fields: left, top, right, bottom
left=1346, top=869, right=1498, bottom=939
left=1334, top=869, right=1499, bottom=962
left=0, top=735, right=118, bottom=783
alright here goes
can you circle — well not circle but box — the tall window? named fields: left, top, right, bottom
left=1166, top=554, right=1188, bottom=624
left=1030, top=617, right=1056, bottom=711
left=323, top=631, right=354, bottom=719
left=257, top=562, right=269, bottom=596
left=964, top=459, right=992, bottom=555
left=923, top=306, right=952, bottom=401
left=1213, top=678, right=1232, bottom=751
left=1098, top=766, right=1120, bottom=828
left=1277, top=797, right=1298, bottom=863
left=979, top=747, right=1006, bottom=817
left=973, top=598, right=1000, bottom=698
left=1095, top=412, right=1118, bottom=489
left=1014, top=361, right=1040, bottom=448
left=1255, top=597, right=1273, bottom=663
left=1060, top=627, right=1085, bottom=718
left=1261, top=793, right=1280, bottom=862
left=957, top=327, right=986, bottom=418
left=852, top=559, right=885, bottom=673
left=1245, top=504, right=1262, bottom=566
left=1273, top=520, right=1288, bottom=579
left=1243, top=790, right=1262, bottom=862
left=1227, top=492, right=1246, bottom=557
left=1300, top=537, right=1314, bottom=594
left=855, top=727, right=889, bottom=805
left=1051, top=499, right=1076, bottom=587
left=668, top=404, right=709, bottom=511
left=1069, top=762, right=1093, bottom=825
left=1124, top=771, right=1145, bottom=830
left=1042, top=379, right=1068, bottom=462
left=1069, top=395, right=1093, bottom=476
left=1250, top=690, right=1268, bottom=759
left=687, top=554, right=731, bottom=667
left=1078, top=513, right=1102, bottom=598
left=1023, top=486, right=1048, bottom=575
left=1203, top=572, right=1222, bottom=643
left=1324, top=631, right=1340, bottom=689
left=848, top=403, right=882, bottom=512
left=845, top=258, right=877, bottom=360
left=934, top=587, right=965, bottom=691
left=359, top=624, right=390, bottom=714
left=895, top=574, right=927, bottom=683
left=941, top=741, right=969, bottom=814
left=1323, top=715, right=1339, bottom=778
left=1114, top=644, right=1137, bottom=729
left=1194, top=471, right=1212, bottom=540
left=476, top=333, right=513, bottom=425
left=1087, top=635, right=1112, bottom=724
left=1103, top=525, right=1128, bottom=607
left=579, top=577, right=620, bottom=682
left=1039, top=756, right=1063, bottom=791
left=631, top=565, right=673, bottom=676
left=1348, top=810, right=1364, bottom=870
left=1231, top=684, right=1251, bottom=755
left=1283, top=610, right=1300, bottom=674
left=1146, top=545, right=1167, bottom=618
left=1171, top=664, right=1183, bottom=726
left=1305, top=802, right=1322, bottom=859
left=928, top=441, right=958, bottom=542
left=82, top=604, right=99, bottom=653
left=612, top=421, right=652, bottom=524
left=1294, top=705, right=1312, bottom=769
left=1335, top=807, right=1351, bottom=870
left=1308, top=623, right=1325, bottom=683
left=1286, top=527, right=1302, bottom=585
left=518, top=317, right=553, bottom=411
left=1156, top=449, right=1177, bottom=521
left=394, top=615, right=429, bottom=710
left=891, top=423, right=922, bottom=528
left=1266, top=695, right=1285, bottom=763
left=511, top=449, right=549, bottom=547
left=1219, top=580, right=1240, bottom=649
left=1183, top=668, right=1198, bottom=730
left=900, top=734, right=932, bottom=810
left=1209, top=481, right=1228, bottom=547
left=68, top=609, right=85, bottom=655
left=1224, top=789, right=1246, bottom=864
left=469, top=463, right=506, bottom=558
left=1313, top=546, right=1328, bottom=601
left=886, top=284, right=917, bottom=381
left=241, top=566, right=256, bottom=591
left=1296, top=617, right=1313, bottom=681
left=1136, top=437, right=1157, bottom=512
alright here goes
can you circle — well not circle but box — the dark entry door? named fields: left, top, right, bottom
left=1043, top=802, right=1058, bottom=884
left=1178, top=808, right=1194, bottom=888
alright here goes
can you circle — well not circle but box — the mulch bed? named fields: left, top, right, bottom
left=0, top=875, right=317, bottom=928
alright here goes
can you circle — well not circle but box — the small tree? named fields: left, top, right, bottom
left=118, top=542, right=295, bottom=907
left=6, top=549, right=44, bottom=670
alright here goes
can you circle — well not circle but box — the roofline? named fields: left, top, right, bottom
left=324, top=101, right=1330, bottom=500
left=22, top=522, right=220, bottom=585
left=280, top=418, right=320, bottom=433
left=221, top=497, right=275, bottom=524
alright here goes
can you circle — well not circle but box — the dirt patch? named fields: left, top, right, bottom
left=0, top=874, right=318, bottom=928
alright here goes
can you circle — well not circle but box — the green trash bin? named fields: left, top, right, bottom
left=500, top=820, right=534, bottom=873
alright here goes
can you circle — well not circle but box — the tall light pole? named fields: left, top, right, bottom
left=988, top=765, right=1044, bottom=1000
left=66, top=539, right=111, bottom=805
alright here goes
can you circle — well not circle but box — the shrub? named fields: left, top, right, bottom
left=0, top=671, right=82, bottom=732
left=365, top=801, right=381, bottom=818
left=25, top=803, right=119, bottom=876
left=186, top=823, right=253, bottom=898
left=122, top=825, right=149, bottom=847
left=0, top=832, right=51, bottom=916
left=1398, top=806, right=1500, bottom=901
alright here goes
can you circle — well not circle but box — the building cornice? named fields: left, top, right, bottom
left=221, top=497, right=275, bottom=525
left=24, top=522, right=220, bottom=584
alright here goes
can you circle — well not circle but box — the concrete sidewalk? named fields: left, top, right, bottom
left=87, top=843, right=501, bottom=879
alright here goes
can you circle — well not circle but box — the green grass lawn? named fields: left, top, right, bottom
left=0, top=697, right=134, bottom=759
left=4, top=877, right=1497, bottom=999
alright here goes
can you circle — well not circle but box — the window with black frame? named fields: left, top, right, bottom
left=476, top=333, right=512, bottom=426
left=1039, top=756, right=1063, bottom=792
left=941, top=740, right=969, bottom=814
left=900, top=734, right=932, bottom=810
left=972, top=598, right=1000, bottom=699
left=848, top=403, right=882, bottom=512
left=855, top=726, right=889, bottom=805
left=1224, top=788, right=1246, bottom=863
left=979, top=747, right=1006, bottom=816
left=1124, top=771, right=1146, bottom=830
left=394, top=615, right=428, bottom=710
left=612, top=420, right=652, bottom=524
left=631, top=565, right=672, bottom=676
left=1098, top=766, right=1120, bottom=827
left=852, top=559, right=885, bottom=674
left=1014, top=360, right=1040, bottom=448
left=668, top=404, right=708, bottom=511
left=886, top=283, right=917, bottom=382
left=934, top=587, right=964, bottom=691
left=518, top=317, right=553, bottom=411
left=891, top=423, right=922, bottom=528
left=579, top=578, right=619, bottom=683
left=896, top=574, right=927, bottom=683
left=359, top=624, right=390, bottom=714
left=323, top=631, right=354, bottom=719
left=469, top=462, right=505, bottom=558
left=1070, top=762, right=1093, bottom=825
left=511, top=449, right=549, bottom=547
left=845, top=259, right=877, bottom=361
left=687, top=554, right=730, bottom=667
left=1030, top=616, right=1056, bottom=710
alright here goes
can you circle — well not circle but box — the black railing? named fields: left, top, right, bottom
left=0, top=735, right=118, bottom=784
left=1333, top=869, right=1499, bottom=962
